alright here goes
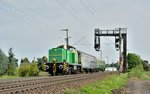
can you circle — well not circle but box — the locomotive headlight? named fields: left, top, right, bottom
left=46, top=65, right=49, bottom=70
left=59, top=65, right=63, bottom=69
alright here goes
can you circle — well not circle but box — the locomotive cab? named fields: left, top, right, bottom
left=46, top=45, right=81, bottom=75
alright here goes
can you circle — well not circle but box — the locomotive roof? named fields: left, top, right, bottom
left=57, top=45, right=76, bottom=49
left=77, top=50, right=97, bottom=58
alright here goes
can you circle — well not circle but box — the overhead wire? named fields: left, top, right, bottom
left=80, top=0, right=101, bottom=25
left=0, top=2, right=25, bottom=23
left=81, top=0, right=115, bottom=45
left=64, top=1, right=92, bottom=28
left=0, top=1, right=47, bottom=31
left=55, top=0, right=90, bottom=29
left=0, top=0, right=58, bottom=31
left=104, top=37, right=115, bottom=45
left=19, top=3, right=62, bottom=29
left=73, top=36, right=85, bottom=45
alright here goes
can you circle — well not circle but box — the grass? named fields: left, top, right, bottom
left=128, top=66, right=150, bottom=80
left=64, top=70, right=150, bottom=94
left=0, top=71, right=49, bottom=79
left=141, top=71, right=150, bottom=80
left=0, top=75, right=21, bottom=79
left=64, top=74, right=128, bottom=94
left=38, top=71, right=49, bottom=76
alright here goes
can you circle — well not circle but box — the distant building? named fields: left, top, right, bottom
left=105, top=67, right=117, bottom=71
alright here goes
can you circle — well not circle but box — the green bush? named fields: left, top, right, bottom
left=29, top=62, right=39, bottom=76
left=18, top=62, right=39, bottom=77
left=19, top=63, right=29, bottom=77
left=128, top=65, right=144, bottom=78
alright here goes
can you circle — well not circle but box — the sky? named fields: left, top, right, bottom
left=0, top=0, right=150, bottom=65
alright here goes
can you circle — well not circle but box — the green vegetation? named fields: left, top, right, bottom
left=128, top=65, right=143, bottom=78
left=65, top=53, right=150, bottom=94
left=0, top=54, right=47, bottom=78
left=127, top=53, right=150, bottom=80
left=0, top=75, right=21, bottom=79
left=6, top=48, right=18, bottom=76
left=142, top=60, right=150, bottom=71
left=127, top=53, right=142, bottom=70
left=18, top=59, right=39, bottom=77
left=64, top=74, right=128, bottom=94
left=128, top=66, right=150, bottom=80
left=37, top=56, right=47, bottom=71
left=29, top=61, right=39, bottom=76
left=143, top=71, right=150, bottom=80
left=0, top=49, right=9, bottom=76
left=65, top=70, right=149, bottom=94
left=0, top=48, right=18, bottom=76
left=18, top=56, right=48, bottom=77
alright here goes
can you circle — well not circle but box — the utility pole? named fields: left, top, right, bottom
left=61, top=29, right=69, bottom=49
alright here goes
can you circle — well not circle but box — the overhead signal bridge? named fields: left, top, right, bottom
left=94, top=28, right=127, bottom=72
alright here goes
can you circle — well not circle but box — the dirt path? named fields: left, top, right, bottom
left=124, top=79, right=150, bottom=94
left=113, top=79, right=150, bottom=94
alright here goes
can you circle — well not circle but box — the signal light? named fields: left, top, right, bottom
left=115, top=36, right=120, bottom=50
left=94, top=29, right=100, bottom=51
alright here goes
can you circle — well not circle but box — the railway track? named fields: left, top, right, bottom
left=0, top=72, right=113, bottom=94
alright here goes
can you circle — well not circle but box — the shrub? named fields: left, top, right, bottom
left=128, top=65, right=144, bottom=78
left=18, top=63, right=30, bottom=77
left=29, top=62, right=39, bottom=76
left=18, top=62, right=39, bottom=77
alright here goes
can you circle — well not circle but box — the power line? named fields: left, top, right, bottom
left=20, top=4, right=62, bottom=29
left=104, top=37, right=115, bottom=44
left=80, top=0, right=115, bottom=45
left=55, top=0, right=89, bottom=29
left=65, top=1, right=92, bottom=28
left=73, top=36, right=85, bottom=45
left=80, top=0, right=101, bottom=24
left=0, top=2, right=25, bottom=22
left=0, top=1, right=46, bottom=31
left=0, top=0, right=57, bottom=30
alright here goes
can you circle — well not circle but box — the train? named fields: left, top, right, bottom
left=46, top=45, right=105, bottom=75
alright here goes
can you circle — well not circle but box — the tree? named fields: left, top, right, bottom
left=0, top=49, right=9, bottom=76
left=42, top=56, right=48, bottom=63
left=20, top=57, right=30, bottom=65
left=7, top=48, right=17, bottom=75
left=37, top=56, right=47, bottom=71
left=127, top=53, right=143, bottom=70
left=142, top=60, right=150, bottom=71
left=110, top=62, right=120, bottom=71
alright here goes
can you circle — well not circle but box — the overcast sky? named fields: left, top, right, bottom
left=0, top=0, right=150, bottom=64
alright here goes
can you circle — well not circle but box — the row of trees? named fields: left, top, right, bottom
left=0, top=48, right=48, bottom=77
left=127, top=53, right=150, bottom=71
left=19, top=56, right=48, bottom=77
left=106, top=53, right=150, bottom=71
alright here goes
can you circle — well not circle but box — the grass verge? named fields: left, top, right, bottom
left=140, top=71, right=150, bottom=80
left=128, top=66, right=150, bottom=80
left=0, top=75, right=21, bottom=79
left=64, top=74, right=128, bottom=94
